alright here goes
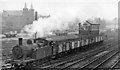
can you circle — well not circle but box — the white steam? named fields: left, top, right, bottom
left=22, top=10, right=82, bottom=38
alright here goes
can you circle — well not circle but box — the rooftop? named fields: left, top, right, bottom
left=3, top=10, right=23, bottom=16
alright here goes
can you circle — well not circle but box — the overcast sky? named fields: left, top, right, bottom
left=0, top=0, right=119, bottom=20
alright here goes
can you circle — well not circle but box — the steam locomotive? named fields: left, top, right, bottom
left=5, top=21, right=105, bottom=69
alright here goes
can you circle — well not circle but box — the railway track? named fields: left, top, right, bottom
left=94, top=51, right=119, bottom=69
left=52, top=46, right=118, bottom=70
left=40, top=39, right=119, bottom=69
left=77, top=49, right=119, bottom=70
left=109, top=55, right=120, bottom=70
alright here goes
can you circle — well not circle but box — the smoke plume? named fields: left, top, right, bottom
left=22, top=10, right=82, bottom=38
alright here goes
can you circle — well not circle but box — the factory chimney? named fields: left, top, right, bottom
left=79, top=23, right=81, bottom=34
left=35, top=11, right=38, bottom=20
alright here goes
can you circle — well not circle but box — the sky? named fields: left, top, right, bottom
left=0, top=0, right=119, bottom=20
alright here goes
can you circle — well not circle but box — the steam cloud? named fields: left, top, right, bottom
left=22, top=9, right=83, bottom=38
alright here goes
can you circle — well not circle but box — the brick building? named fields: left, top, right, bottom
left=2, top=3, right=34, bottom=33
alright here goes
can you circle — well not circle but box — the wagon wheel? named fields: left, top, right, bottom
left=12, top=45, right=23, bottom=59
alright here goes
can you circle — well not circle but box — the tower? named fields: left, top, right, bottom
left=29, top=3, right=34, bottom=23
left=23, top=2, right=28, bottom=15
left=29, top=3, right=34, bottom=15
left=30, top=3, right=33, bottom=10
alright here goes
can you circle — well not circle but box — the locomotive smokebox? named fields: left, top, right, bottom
left=18, top=38, right=23, bottom=45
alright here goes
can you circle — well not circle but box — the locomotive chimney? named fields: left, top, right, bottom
left=34, top=32, right=37, bottom=43
left=79, top=23, right=81, bottom=34
left=35, top=11, right=38, bottom=20
left=18, top=38, right=23, bottom=45
left=35, top=32, right=37, bottom=39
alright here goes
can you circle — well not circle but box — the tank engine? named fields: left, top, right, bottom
left=12, top=38, right=36, bottom=60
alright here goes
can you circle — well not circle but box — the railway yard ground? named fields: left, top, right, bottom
left=1, top=31, right=120, bottom=70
